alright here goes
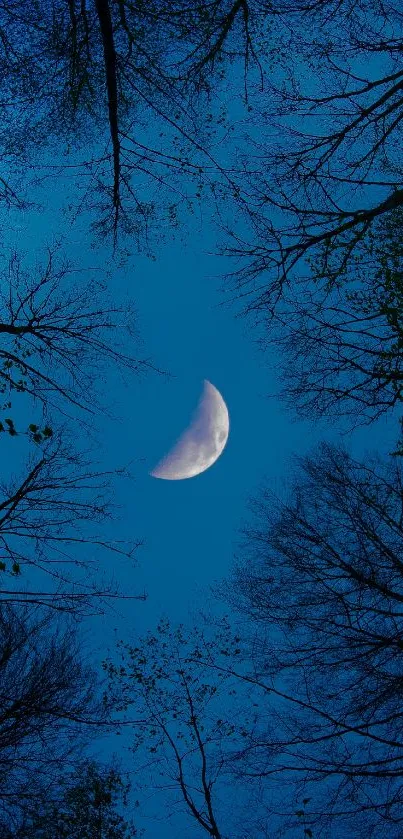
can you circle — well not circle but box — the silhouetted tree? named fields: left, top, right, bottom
left=15, top=758, right=137, bottom=839
left=0, top=0, right=262, bottom=241
left=0, top=432, right=144, bottom=615
left=0, top=244, right=146, bottom=616
left=0, top=601, right=110, bottom=832
left=0, top=246, right=147, bottom=424
left=224, top=1, right=403, bottom=317
left=103, top=617, right=256, bottom=839
left=222, top=443, right=403, bottom=837
left=270, top=207, right=403, bottom=426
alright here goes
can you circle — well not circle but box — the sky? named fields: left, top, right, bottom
left=4, top=168, right=399, bottom=837
left=5, top=192, right=332, bottom=632
left=89, top=229, right=397, bottom=836
left=1, top=44, right=400, bottom=838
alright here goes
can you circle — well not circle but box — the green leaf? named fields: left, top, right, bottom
left=29, top=424, right=39, bottom=432
left=0, top=561, right=6, bottom=571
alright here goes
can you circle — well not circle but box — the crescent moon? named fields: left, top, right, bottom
left=150, top=380, right=229, bottom=480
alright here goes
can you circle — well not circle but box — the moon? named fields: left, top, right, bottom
left=150, top=380, right=229, bottom=480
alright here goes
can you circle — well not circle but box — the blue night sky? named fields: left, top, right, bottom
left=5, top=197, right=321, bottom=631
left=5, top=196, right=396, bottom=839
left=1, top=31, right=399, bottom=836
left=2, top=158, right=398, bottom=838
left=8, top=192, right=396, bottom=642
